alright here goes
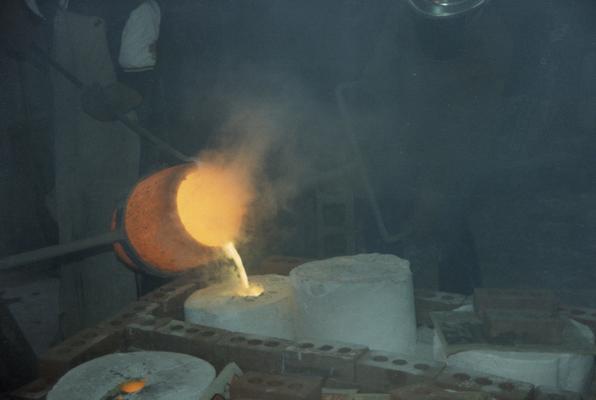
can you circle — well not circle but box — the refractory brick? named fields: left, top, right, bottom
left=230, top=371, right=322, bottom=400
left=415, top=289, right=468, bottom=327
left=217, top=332, right=292, bottom=374
left=434, top=367, right=535, bottom=400
left=126, top=318, right=231, bottom=370
left=474, top=288, right=558, bottom=316
left=141, top=282, right=198, bottom=319
left=391, top=384, right=491, bottom=400
left=38, top=325, right=124, bottom=381
left=356, top=350, right=444, bottom=391
left=283, top=339, right=368, bottom=382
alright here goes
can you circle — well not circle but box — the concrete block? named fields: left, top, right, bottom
left=10, top=378, right=53, bottom=399
left=474, top=289, right=558, bottom=316
left=216, top=332, right=291, bottom=374
left=38, top=325, right=124, bottom=381
left=283, top=339, right=368, bottom=382
left=391, top=384, right=491, bottom=400
left=414, top=289, right=468, bottom=327
left=356, top=350, right=444, bottom=391
left=482, top=309, right=564, bottom=345
left=559, top=305, right=596, bottom=336
left=434, top=367, right=535, bottom=400
left=229, top=371, right=322, bottom=400
left=141, top=282, right=198, bottom=319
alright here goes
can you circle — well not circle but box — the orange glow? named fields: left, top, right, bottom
left=234, top=281, right=264, bottom=297
left=119, top=379, right=145, bottom=394
left=176, top=161, right=252, bottom=248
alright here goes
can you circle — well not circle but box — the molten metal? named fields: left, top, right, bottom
left=176, top=162, right=252, bottom=248
left=121, top=164, right=217, bottom=274
left=119, top=379, right=145, bottom=394
left=222, top=242, right=263, bottom=296
left=175, top=160, right=260, bottom=293
left=222, top=242, right=250, bottom=289
left=118, top=157, right=258, bottom=283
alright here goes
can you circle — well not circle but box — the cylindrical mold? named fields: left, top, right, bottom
left=290, top=253, right=416, bottom=353
left=184, top=274, right=294, bottom=340
left=47, top=351, right=215, bottom=400
left=118, top=163, right=218, bottom=276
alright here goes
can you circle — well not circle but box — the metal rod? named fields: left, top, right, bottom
left=30, top=43, right=84, bottom=89
left=0, top=231, right=124, bottom=272
left=30, top=43, right=195, bottom=163
left=117, top=115, right=196, bottom=163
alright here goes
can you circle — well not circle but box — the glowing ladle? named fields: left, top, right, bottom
left=176, top=161, right=260, bottom=294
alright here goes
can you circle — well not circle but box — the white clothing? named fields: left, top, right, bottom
left=118, top=0, right=161, bottom=72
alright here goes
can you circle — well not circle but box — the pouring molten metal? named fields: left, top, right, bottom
left=176, top=161, right=262, bottom=295
left=177, top=163, right=251, bottom=248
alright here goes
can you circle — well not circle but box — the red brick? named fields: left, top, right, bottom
left=140, top=282, right=199, bottom=319
left=322, top=378, right=362, bottom=391
left=415, top=289, right=468, bottom=327
left=38, top=325, right=124, bottom=381
left=10, top=378, right=53, bottom=399
left=216, top=332, right=291, bottom=374
left=391, top=383, right=491, bottom=400
left=123, top=313, right=172, bottom=350
left=100, top=300, right=161, bottom=332
left=434, top=367, right=535, bottom=400
left=320, top=388, right=359, bottom=400
left=230, top=371, right=322, bottom=400
left=126, top=318, right=230, bottom=370
left=534, top=387, right=582, bottom=400
left=482, top=309, right=564, bottom=345
left=559, top=305, right=596, bottom=336
left=356, top=350, right=444, bottom=391
left=283, top=339, right=368, bottom=382
left=474, top=289, right=558, bottom=316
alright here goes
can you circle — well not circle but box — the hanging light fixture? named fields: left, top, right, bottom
left=407, top=0, right=489, bottom=18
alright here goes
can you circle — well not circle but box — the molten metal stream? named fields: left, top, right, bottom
left=176, top=161, right=262, bottom=295
left=222, top=242, right=249, bottom=289
left=222, top=242, right=263, bottom=296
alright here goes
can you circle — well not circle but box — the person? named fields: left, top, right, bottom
left=49, top=0, right=140, bottom=336
left=117, top=0, right=165, bottom=174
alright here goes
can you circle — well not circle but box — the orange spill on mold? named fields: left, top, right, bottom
left=176, top=162, right=252, bottom=248
left=119, top=379, right=145, bottom=394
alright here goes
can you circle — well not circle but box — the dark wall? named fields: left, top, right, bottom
left=2, top=0, right=596, bottom=295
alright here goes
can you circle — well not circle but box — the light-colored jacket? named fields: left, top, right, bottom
left=118, top=0, right=161, bottom=72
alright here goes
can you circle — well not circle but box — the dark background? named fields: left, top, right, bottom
left=1, top=0, right=596, bottom=387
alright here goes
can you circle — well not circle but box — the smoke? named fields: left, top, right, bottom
left=191, top=66, right=346, bottom=262
left=220, top=101, right=308, bottom=204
